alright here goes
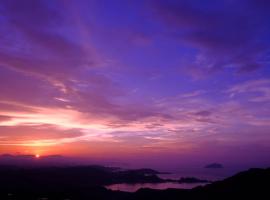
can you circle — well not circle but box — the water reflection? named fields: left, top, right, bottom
left=106, top=182, right=207, bottom=192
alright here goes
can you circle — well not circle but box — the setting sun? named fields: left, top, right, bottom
left=35, top=154, right=40, bottom=158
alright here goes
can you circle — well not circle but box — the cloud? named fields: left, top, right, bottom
left=0, top=0, right=101, bottom=95
left=0, top=125, right=82, bottom=140
left=194, top=110, right=212, bottom=117
left=0, top=125, right=84, bottom=147
left=0, top=67, right=62, bottom=107
left=227, top=79, right=270, bottom=102
left=0, top=115, right=11, bottom=122
left=0, top=0, right=163, bottom=125
left=180, top=90, right=205, bottom=98
left=151, top=0, right=270, bottom=77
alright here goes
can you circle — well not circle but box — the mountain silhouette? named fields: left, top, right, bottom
left=0, top=166, right=269, bottom=200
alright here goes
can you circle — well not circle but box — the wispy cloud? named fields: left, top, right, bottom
left=152, top=0, right=270, bottom=77
left=228, top=79, right=270, bottom=102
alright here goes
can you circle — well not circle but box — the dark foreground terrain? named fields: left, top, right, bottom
left=0, top=165, right=269, bottom=200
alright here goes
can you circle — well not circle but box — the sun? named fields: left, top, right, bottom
left=35, top=154, right=40, bottom=158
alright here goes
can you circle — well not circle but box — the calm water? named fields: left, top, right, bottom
left=105, top=167, right=239, bottom=192
left=105, top=182, right=207, bottom=192
left=157, top=166, right=241, bottom=181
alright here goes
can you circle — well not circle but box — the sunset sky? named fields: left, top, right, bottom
left=0, top=0, right=270, bottom=168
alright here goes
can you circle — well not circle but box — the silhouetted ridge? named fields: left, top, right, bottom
left=0, top=166, right=269, bottom=200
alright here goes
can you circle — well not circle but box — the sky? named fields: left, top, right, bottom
left=0, top=0, right=270, bottom=169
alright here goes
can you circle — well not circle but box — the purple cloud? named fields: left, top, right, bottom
left=152, top=0, right=270, bottom=76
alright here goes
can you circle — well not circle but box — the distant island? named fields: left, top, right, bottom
left=177, top=177, right=209, bottom=183
left=205, top=163, right=224, bottom=169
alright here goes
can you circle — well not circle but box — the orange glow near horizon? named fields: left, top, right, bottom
left=35, top=154, right=40, bottom=158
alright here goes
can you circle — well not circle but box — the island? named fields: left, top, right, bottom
left=205, top=163, right=224, bottom=169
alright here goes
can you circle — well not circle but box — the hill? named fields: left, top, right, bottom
left=0, top=166, right=269, bottom=200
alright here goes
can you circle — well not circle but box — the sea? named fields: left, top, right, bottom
left=105, top=166, right=243, bottom=192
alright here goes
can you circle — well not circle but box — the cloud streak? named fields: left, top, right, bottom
left=152, top=0, right=270, bottom=77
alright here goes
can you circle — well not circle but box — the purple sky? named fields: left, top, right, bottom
left=0, top=0, right=270, bottom=169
